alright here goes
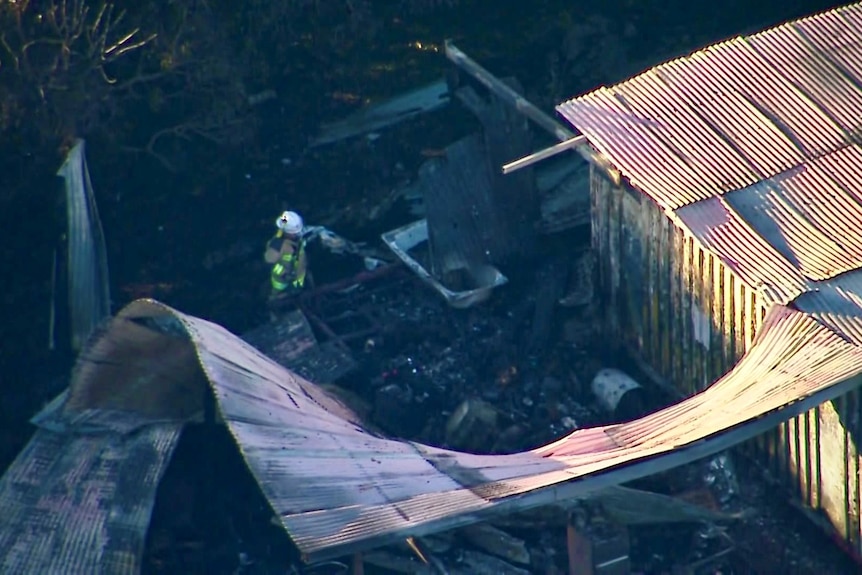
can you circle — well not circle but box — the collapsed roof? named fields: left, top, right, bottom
left=1, top=297, right=860, bottom=573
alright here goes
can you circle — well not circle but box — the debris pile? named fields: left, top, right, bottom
left=299, top=266, right=611, bottom=453
left=219, top=257, right=750, bottom=575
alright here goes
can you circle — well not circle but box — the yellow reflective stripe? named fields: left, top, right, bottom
left=270, top=239, right=305, bottom=292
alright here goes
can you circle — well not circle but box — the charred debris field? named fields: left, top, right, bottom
left=0, top=1, right=857, bottom=574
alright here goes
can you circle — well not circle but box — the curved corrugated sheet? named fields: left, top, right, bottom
left=11, top=298, right=859, bottom=565
left=58, top=139, right=111, bottom=351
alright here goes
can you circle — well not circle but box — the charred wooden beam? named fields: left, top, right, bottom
left=445, top=40, right=573, bottom=142
left=445, top=40, right=620, bottom=182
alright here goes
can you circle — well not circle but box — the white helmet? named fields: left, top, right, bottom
left=276, top=210, right=303, bottom=235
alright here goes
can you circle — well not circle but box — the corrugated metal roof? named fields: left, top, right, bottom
left=669, top=142, right=862, bottom=302
left=673, top=196, right=809, bottom=305
left=795, top=269, right=862, bottom=347
left=558, top=3, right=862, bottom=213
left=559, top=2, right=862, bottom=300
left=558, top=93, right=718, bottom=209
left=18, top=298, right=858, bottom=565
left=795, top=3, right=862, bottom=87
left=747, top=14, right=862, bottom=135
left=659, top=43, right=806, bottom=179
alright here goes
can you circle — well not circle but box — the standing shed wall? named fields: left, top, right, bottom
left=591, top=167, right=764, bottom=392
left=590, top=167, right=862, bottom=557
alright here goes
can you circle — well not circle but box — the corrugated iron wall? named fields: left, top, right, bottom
left=591, top=167, right=764, bottom=390
left=591, top=167, right=862, bottom=558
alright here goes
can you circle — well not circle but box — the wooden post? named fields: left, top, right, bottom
left=352, top=552, right=364, bottom=575
left=445, top=40, right=574, bottom=143
left=502, top=135, right=587, bottom=174
left=567, top=523, right=594, bottom=575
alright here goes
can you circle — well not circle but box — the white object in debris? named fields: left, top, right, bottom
left=381, top=218, right=508, bottom=309
left=363, top=256, right=385, bottom=271
left=591, top=368, right=643, bottom=414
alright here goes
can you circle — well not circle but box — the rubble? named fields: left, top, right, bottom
left=220, top=239, right=768, bottom=574
left=363, top=549, right=433, bottom=574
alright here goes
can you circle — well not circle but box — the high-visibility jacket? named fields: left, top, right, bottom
left=270, top=237, right=307, bottom=292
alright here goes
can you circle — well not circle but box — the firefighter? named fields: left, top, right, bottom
left=264, top=210, right=308, bottom=299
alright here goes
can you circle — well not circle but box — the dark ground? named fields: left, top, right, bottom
left=0, top=0, right=856, bottom=573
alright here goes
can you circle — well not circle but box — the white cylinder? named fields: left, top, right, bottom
left=591, top=368, right=644, bottom=414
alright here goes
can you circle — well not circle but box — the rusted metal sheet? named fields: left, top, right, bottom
left=0, top=424, right=182, bottom=575
left=557, top=3, right=862, bottom=212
